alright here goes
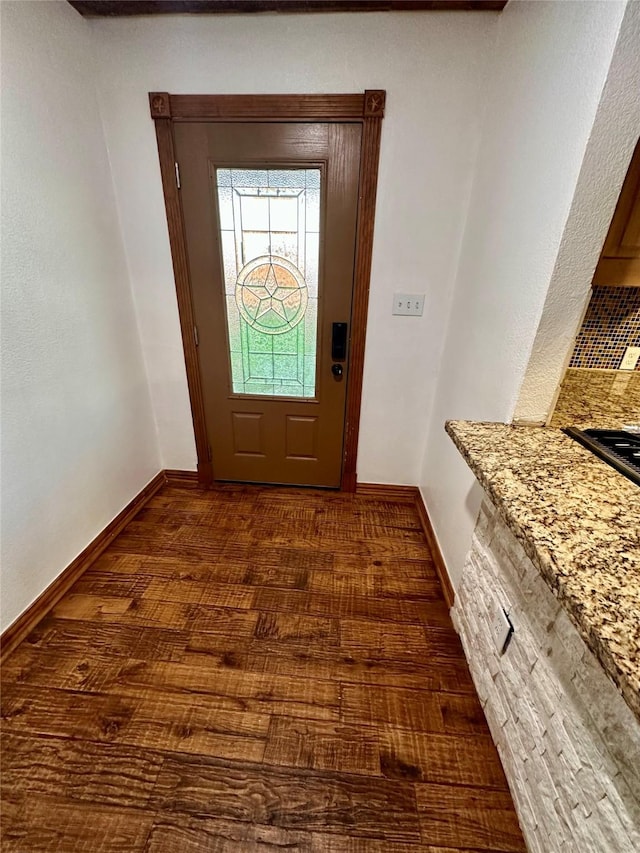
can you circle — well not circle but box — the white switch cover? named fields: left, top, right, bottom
left=620, top=346, right=640, bottom=371
left=490, top=600, right=514, bottom=656
left=393, top=293, right=425, bottom=316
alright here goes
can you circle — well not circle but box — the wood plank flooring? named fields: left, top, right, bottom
left=0, top=484, right=526, bottom=852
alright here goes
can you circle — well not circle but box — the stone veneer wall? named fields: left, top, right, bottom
left=452, top=499, right=640, bottom=853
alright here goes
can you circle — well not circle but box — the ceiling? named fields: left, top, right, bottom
left=69, top=1, right=507, bottom=17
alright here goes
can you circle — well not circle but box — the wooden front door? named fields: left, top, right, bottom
left=174, top=122, right=361, bottom=488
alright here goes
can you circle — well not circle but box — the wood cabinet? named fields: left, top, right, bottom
left=593, top=137, right=640, bottom=287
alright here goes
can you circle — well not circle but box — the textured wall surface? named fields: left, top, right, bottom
left=420, top=0, right=630, bottom=589
left=0, top=1, right=160, bottom=631
left=453, top=499, right=640, bottom=853
left=90, top=11, right=497, bottom=481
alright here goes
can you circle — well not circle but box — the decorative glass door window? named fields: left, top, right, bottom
left=215, top=168, right=320, bottom=397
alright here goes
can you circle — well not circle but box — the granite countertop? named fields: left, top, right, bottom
left=550, top=368, right=640, bottom=429
left=446, top=419, right=640, bottom=721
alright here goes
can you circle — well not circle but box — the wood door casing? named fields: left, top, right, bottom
left=174, top=121, right=361, bottom=487
left=149, top=92, right=385, bottom=490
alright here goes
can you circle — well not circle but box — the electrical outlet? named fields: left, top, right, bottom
left=490, top=601, right=514, bottom=656
left=620, top=346, right=640, bottom=371
left=392, top=293, right=425, bottom=316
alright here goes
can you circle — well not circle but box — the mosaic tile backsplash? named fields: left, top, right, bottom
left=569, top=286, right=640, bottom=371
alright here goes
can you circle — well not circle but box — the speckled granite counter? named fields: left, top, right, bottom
left=550, top=367, right=640, bottom=428
left=446, top=420, right=640, bottom=720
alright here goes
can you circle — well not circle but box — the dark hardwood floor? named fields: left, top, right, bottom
left=0, top=484, right=525, bottom=851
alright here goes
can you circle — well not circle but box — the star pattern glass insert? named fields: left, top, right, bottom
left=215, top=168, right=320, bottom=397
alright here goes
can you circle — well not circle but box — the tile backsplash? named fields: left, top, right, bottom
left=569, top=286, right=640, bottom=370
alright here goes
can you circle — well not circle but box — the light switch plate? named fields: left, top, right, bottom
left=620, top=346, right=640, bottom=371
left=393, top=293, right=425, bottom=316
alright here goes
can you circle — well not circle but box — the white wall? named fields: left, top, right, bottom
left=90, top=11, right=498, bottom=482
left=0, top=1, right=161, bottom=631
left=420, top=0, right=628, bottom=590
left=516, top=0, right=640, bottom=423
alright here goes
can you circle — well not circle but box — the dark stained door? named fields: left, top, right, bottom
left=174, top=122, right=361, bottom=487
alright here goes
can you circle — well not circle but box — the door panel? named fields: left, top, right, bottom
left=286, top=416, right=318, bottom=460
left=231, top=412, right=264, bottom=456
left=174, top=122, right=361, bottom=487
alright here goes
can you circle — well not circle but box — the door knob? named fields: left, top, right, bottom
left=331, top=363, right=344, bottom=379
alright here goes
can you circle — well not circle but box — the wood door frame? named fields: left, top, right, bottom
left=149, top=91, right=385, bottom=491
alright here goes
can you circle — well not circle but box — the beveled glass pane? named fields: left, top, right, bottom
left=270, top=197, right=298, bottom=232
left=243, top=232, right=271, bottom=263
left=221, top=231, right=238, bottom=294
left=305, top=169, right=320, bottom=190
left=305, top=232, right=319, bottom=297
left=240, top=195, right=269, bottom=231
left=269, top=233, right=297, bottom=265
left=217, top=187, right=234, bottom=231
left=248, top=352, right=273, bottom=381
left=267, top=169, right=302, bottom=189
left=216, top=167, right=320, bottom=398
left=231, top=168, right=268, bottom=187
left=305, top=187, right=320, bottom=233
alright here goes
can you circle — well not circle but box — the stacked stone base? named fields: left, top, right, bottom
left=452, top=499, right=640, bottom=853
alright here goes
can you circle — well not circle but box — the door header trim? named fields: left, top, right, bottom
left=149, top=91, right=385, bottom=122
left=149, top=91, right=385, bottom=491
